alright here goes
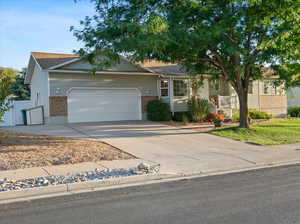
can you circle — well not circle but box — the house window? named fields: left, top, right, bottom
left=263, top=81, right=269, bottom=94
left=174, top=80, right=188, bottom=97
left=264, top=80, right=276, bottom=95
left=213, top=79, right=220, bottom=91
left=248, top=81, right=253, bottom=94
left=160, top=80, right=169, bottom=97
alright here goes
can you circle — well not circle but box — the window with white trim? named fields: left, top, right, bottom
left=212, top=79, right=220, bottom=91
left=263, top=81, right=269, bottom=94
left=264, top=80, right=276, bottom=95
left=248, top=81, right=253, bottom=94
left=160, top=80, right=169, bottom=97
left=174, top=80, right=188, bottom=97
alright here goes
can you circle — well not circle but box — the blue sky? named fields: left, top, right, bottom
left=0, top=0, right=95, bottom=70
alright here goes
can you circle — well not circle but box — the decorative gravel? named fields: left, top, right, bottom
left=0, top=163, right=160, bottom=192
left=0, top=130, right=134, bottom=171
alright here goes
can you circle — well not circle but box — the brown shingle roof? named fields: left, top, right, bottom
left=31, top=52, right=79, bottom=69
left=31, top=52, right=186, bottom=75
left=138, top=60, right=187, bottom=75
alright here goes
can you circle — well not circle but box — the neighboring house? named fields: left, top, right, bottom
left=231, top=75, right=287, bottom=117
left=287, top=87, right=300, bottom=106
left=25, top=52, right=287, bottom=124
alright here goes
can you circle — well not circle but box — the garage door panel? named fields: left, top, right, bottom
left=68, top=89, right=141, bottom=123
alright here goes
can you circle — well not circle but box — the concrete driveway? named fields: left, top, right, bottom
left=3, top=121, right=300, bottom=175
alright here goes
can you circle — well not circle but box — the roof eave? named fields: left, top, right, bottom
left=24, top=55, right=40, bottom=84
left=47, top=69, right=159, bottom=76
left=47, top=57, right=81, bottom=70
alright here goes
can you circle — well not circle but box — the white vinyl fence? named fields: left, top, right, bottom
left=0, top=100, right=32, bottom=127
left=218, top=95, right=239, bottom=109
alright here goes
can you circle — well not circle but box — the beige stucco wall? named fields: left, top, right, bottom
left=49, top=73, right=158, bottom=97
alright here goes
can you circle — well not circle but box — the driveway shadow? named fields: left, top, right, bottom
left=67, top=121, right=208, bottom=139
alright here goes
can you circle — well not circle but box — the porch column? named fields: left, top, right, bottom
left=169, top=76, right=174, bottom=114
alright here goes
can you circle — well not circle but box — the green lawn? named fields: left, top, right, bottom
left=211, top=119, right=300, bottom=145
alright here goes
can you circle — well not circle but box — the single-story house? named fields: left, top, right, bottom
left=24, top=52, right=287, bottom=124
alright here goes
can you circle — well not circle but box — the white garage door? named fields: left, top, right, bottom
left=68, top=88, right=142, bottom=123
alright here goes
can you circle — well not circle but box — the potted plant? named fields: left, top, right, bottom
left=208, top=112, right=225, bottom=127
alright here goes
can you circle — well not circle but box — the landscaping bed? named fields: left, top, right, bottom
left=211, top=119, right=300, bottom=145
left=0, top=130, right=134, bottom=171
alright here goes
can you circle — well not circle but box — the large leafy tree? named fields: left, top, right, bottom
left=10, top=68, right=30, bottom=100
left=0, top=68, right=17, bottom=121
left=73, top=0, right=300, bottom=128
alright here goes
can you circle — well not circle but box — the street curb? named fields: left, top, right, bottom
left=1, top=160, right=300, bottom=205
left=0, top=174, right=172, bottom=204
left=0, top=184, right=68, bottom=201
left=65, top=174, right=171, bottom=192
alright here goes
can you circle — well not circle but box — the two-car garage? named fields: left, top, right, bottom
left=67, top=88, right=142, bottom=123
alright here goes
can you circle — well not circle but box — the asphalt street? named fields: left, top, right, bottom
left=1, top=165, right=300, bottom=224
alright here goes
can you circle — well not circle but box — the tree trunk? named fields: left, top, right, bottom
left=237, top=89, right=249, bottom=128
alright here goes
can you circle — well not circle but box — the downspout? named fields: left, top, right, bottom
left=169, top=76, right=174, bottom=115
left=157, top=77, right=161, bottom=100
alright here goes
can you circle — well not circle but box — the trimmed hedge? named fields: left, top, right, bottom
left=249, top=110, right=273, bottom=119
left=147, top=99, right=171, bottom=121
left=232, top=109, right=272, bottom=121
left=288, top=105, right=300, bottom=117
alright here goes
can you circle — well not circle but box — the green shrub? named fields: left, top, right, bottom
left=232, top=109, right=272, bottom=121
left=182, top=114, right=189, bottom=124
left=232, top=109, right=240, bottom=122
left=147, top=99, right=171, bottom=121
left=172, top=112, right=191, bottom=122
left=188, top=98, right=212, bottom=121
left=288, top=105, right=300, bottom=117
left=249, top=109, right=272, bottom=119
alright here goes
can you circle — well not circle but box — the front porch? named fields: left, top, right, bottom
left=157, top=75, right=233, bottom=116
left=157, top=75, right=287, bottom=118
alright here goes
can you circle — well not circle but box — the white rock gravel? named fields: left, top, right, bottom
left=0, top=163, right=160, bottom=192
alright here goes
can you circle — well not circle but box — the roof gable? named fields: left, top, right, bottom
left=59, top=56, right=146, bottom=72
left=138, top=60, right=187, bottom=75
left=31, top=52, right=80, bottom=69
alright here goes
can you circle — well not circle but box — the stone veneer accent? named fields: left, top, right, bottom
left=49, top=96, right=68, bottom=116
left=141, top=96, right=158, bottom=112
